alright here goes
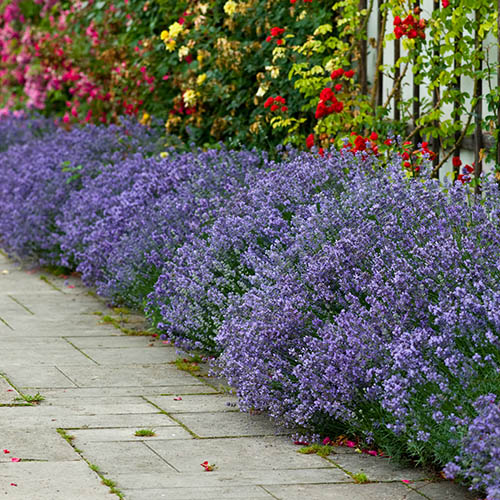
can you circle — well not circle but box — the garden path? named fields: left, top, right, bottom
left=0, top=253, right=477, bottom=500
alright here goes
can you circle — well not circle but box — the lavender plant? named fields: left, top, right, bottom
left=0, top=112, right=55, bottom=151
left=444, top=394, right=500, bottom=499
left=69, top=147, right=264, bottom=306
left=0, top=119, right=162, bottom=261
left=147, top=147, right=360, bottom=351
left=216, top=164, right=500, bottom=473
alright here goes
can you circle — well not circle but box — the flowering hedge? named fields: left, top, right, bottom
left=0, top=117, right=499, bottom=498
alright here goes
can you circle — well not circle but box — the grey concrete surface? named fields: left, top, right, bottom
left=0, top=254, right=479, bottom=499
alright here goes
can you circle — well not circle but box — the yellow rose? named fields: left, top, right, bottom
left=196, top=73, right=207, bottom=86
left=160, top=30, right=169, bottom=41
left=223, top=0, right=237, bottom=16
left=165, top=39, right=176, bottom=52
left=168, top=22, right=183, bottom=39
left=183, top=89, right=198, bottom=107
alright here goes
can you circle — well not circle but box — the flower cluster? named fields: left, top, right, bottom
left=315, top=87, right=343, bottom=119
left=266, top=27, right=285, bottom=45
left=393, top=11, right=426, bottom=40
left=264, top=96, right=288, bottom=113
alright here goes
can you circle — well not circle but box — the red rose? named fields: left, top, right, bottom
left=452, top=156, right=462, bottom=168
left=330, top=68, right=344, bottom=79
left=393, top=16, right=402, bottom=26
left=264, top=97, right=274, bottom=108
left=270, top=27, right=285, bottom=37
left=306, top=133, right=314, bottom=149
left=394, top=26, right=404, bottom=39
left=319, top=87, right=334, bottom=102
left=354, top=135, right=366, bottom=151
left=370, top=132, right=378, bottom=141
left=344, top=70, right=355, bottom=78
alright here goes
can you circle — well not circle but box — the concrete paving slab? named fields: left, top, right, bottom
left=43, top=396, right=162, bottom=415
left=64, top=335, right=159, bottom=348
left=57, top=364, right=206, bottom=387
left=148, top=436, right=335, bottom=473
left=112, top=468, right=353, bottom=489
left=411, top=480, right=477, bottom=499
left=172, top=411, right=287, bottom=438
left=80, top=346, right=178, bottom=364
left=6, top=323, right=118, bottom=337
left=329, top=452, right=435, bottom=482
left=78, top=441, right=176, bottom=474
left=0, top=408, right=177, bottom=430
left=0, top=346, right=97, bottom=366
left=41, top=384, right=218, bottom=399
left=149, top=394, right=240, bottom=413
left=0, top=427, right=77, bottom=462
left=71, top=426, right=192, bottom=443
left=262, top=482, right=423, bottom=500
left=0, top=461, right=116, bottom=499
left=2, top=365, right=78, bottom=388
left=0, top=375, right=21, bottom=403
left=122, top=485, right=274, bottom=499
left=0, top=337, right=67, bottom=347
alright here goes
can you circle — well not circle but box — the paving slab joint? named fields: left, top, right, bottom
left=7, top=294, right=35, bottom=314
left=141, top=396, right=201, bottom=439
left=62, top=337, right=100, bottom=365
left=56, top=428, right=123, bottom=499
left=0, top=372, right=36, bottom=404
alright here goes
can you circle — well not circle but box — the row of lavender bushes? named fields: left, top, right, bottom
left=0, top=115, right=499, bottom=499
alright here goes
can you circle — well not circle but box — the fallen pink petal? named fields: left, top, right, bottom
left=10, top=457, right=20, bottom=462
left=402, top=479, right=412, bottom=484
left=10, top=483, right=17, bottom=487
left=173, top=396, right=182, bottom=401
left=3, top=449, right=9, bottom=453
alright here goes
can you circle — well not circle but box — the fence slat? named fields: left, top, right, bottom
left=359, top=0, right=368, bottom=95
left=394, top=24, right=400, bottom=122
left=377, top=0, right=384, bottom=107
left=497, top=0, right=500, bottom=171
left=474, top=9, right=483, bottom=191
left=412, top=0, right=421, bottom=149
left=453, top=37, right=461, bottom=179
left=431, top=0, right=440, bottom=175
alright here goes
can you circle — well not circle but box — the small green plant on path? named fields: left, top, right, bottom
left=298, top=444, right=332, bottom=458
left=15, top=392, right=45, bottom=404
left=89, top=463, right=100, bottom=472
left=56, top=429, right=75, bottom=444
left=352, top=472, right=369, bottom=484
left=134, top=429, right=156, bottom=437
left=173, top=355, right=203, bottom=374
